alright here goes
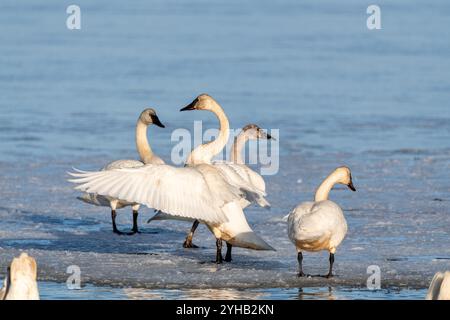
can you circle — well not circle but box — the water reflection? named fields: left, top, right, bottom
left=123, top=288, right=267, bottom=300
left=297, top=287, right=336, bottom=300
left=37, top=282, right=428, bottom=300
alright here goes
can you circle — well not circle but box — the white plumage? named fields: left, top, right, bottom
left=288, top=200, right=347, bottom=253
left=426, top=271, right=450, bottom=300
left=70, top=163, right=246, bottom=225
left=149, top=122, right=274, bottom=259
left=76, top=108, right=165, bottom=234
left=287, top=166, right=356, bottom=277
left=0, top=253, right=39, bottom=300
left=69, top=95, right=274, bottom=262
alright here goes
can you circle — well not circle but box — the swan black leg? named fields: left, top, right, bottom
left=131, top=210, right=140, bottom=234
left=183, top=220, right=199, bottom=248
left=111, top=210, right=125, bottom=235
left=215, top=238, right=223, bottom=264
left=224, top=242, right=232, bottom=262
left=297, top=252, right=305, bottom=277
left=325, top=253, right=334, bottom=278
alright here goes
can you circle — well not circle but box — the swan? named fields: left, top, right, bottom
left=287, top=166, right=356, bottom=278
left=69, top=94, right=273, bottom=263
left=151, top=123, right=273, bottom=262
left=180, top=97, right=274, bottom=262
left=0, top=253, right=39, bottom=300
left=426, top=271, right=450, bottom=300
left=151, top=96, right=274, bottom=262
left=77, top=108, right=165, bottom=235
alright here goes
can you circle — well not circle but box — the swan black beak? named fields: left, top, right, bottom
left=151, top=114, right=165, bottom=128
left=180, top=98, right=198, bottom=112
left=266, top=132, right=276, bottom=141
left=259, top=130, right=276, bottom=141
left=347, top=180, right=356, bottom=192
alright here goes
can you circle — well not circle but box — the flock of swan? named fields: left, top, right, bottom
left=69, top=94, right=352, bottom=272
left=70, top=94, right=276, bottom=265
left=1, top=93, right=448, bottom=300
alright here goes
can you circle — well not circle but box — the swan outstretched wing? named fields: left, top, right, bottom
left=102, top=159, right=144, bottom=171
left=68, top=164, right=244, bottom=224
left=212, top=162, right=270, bottom=208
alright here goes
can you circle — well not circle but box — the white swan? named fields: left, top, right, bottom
left=151, top=124, right=273, bottom=262
left=0, top=253, right=39, bottom=300
left=77, top=108, right=165, bottom=235
left=287, top=166, right=356, bottom=277
left=69, top=94, right=273, bottom=263
left=152, top=96, right=274, bottom=262
left=184, top=97, right=275, bottom=262
left=426, top=271, right=450, bottom=300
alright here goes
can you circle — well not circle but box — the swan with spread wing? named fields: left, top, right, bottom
left=149, top=123, right=274, bottom=262
left=76, top=108, right=165, bottom=235
left=69, top=94, right=273, bottom=263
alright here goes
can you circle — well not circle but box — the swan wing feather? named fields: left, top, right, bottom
left=68, top=164, right=246, bottom=224
left=212, top=163, right=270, bottom=207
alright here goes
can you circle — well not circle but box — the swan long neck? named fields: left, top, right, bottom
left=136, top=119, right=153, bottom=164
left=188, top=103, right=230, bottom=164
left=314, top=171, right=340, bottom=202
left=207, top=104, right=230, bottom=158
left=230, top=131, right=249, bottom=164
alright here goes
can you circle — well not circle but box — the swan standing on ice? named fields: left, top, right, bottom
left=69, top=94, right=274, bottom=263
left=77, top=108, right=165, bottom=235
left=149, top=96, right=274, bottom=259
left=287, top=166, right=356, bottom=277
left=179, top=95, right=274, bottom=262
left=0, top=253, right=39, bottom=300
left=180, top=124, right=273, bottom=262
left=426, top=271, right=450, bottom=300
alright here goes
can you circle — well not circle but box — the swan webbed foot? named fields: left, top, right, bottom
left=113, top=229, right=131, bottom=236
left=113, top=229, right=135, bottom=236
left=183, top=240, right=199, bottom=248
left=183, top=220, right=200, bottom=248
left=297, top=272, right=306, bottom=277
left=224, top=243, right=232, bottom=262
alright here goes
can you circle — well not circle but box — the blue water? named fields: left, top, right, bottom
left=38, top=282, right=426, bottom=300
left=1, top=0, right=449, bottom=162
left=1, top=1, right=450, bottom=299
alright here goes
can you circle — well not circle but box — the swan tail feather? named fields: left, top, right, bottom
left=228, top=231, right=276, bottom=251
left=147, top=211, right=196, bottom=223
left=76, top=193, right=111, bottom=207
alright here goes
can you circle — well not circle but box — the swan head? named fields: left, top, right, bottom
left=3, top=253, right=39, bottom=300
left=242, top=124, right=274, bottom=140
left=139, top=108, right=165, bottom=128
left=180, top=94, right=219, bottom=112
left=334, top=166, right=356, bottom=191
left=10, top=253, right=38, bottom=283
